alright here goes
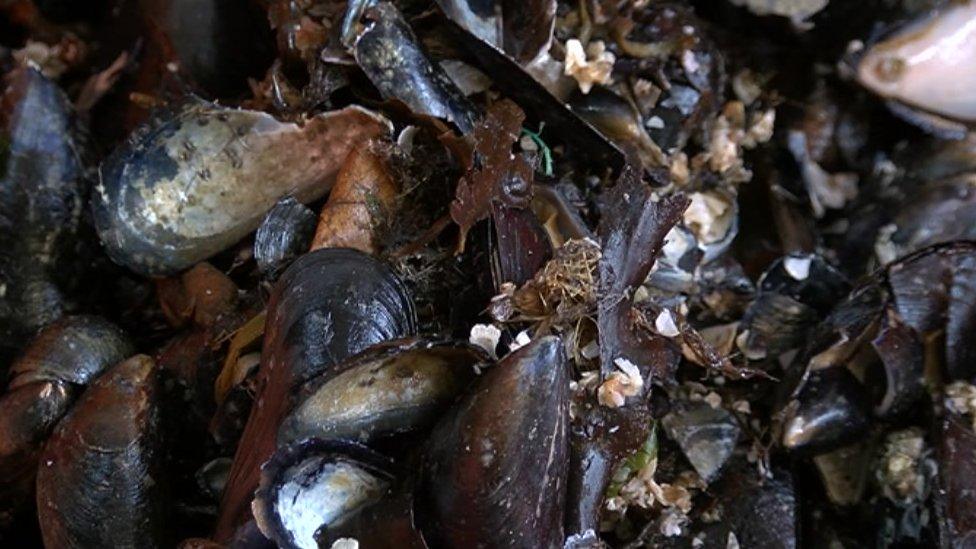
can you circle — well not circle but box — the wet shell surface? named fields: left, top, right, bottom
left=253, top=439, right=394, bottom=549
left=857, top=2, right=976, bottom=127
left=216, top=248, right=415, bottom=539
left=418, top=335, right=570, bottom=548
left=93, top=100, right=392, bottom=275
left=279, top=339, right=486, bottom=446
left=35, top=355, right=163, bottom=549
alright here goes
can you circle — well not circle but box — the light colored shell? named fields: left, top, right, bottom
left=94, top=102, right=392, bottom=275
left=857, top=2, right=976, bottom=123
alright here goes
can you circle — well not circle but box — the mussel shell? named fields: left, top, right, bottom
left=353, top=2, right=478, bottom=133
left=882, top=174, right=976, bottom=260
left=418, top=335, right=569, bottom=548
left=93, top=101, right=391, bottom=275
left=278, top=339, right=487, bottom=446
left=1, top=67, right=90, bottom=342
left=314, top=491, right=428, bottom=549
left=36, top=355, right=164, bottom=548
left=0, top=381, right=73, bottom=479
left=739, top=254, right=850, bottom=360
left=936, top=412, right=976, bottom=546
left=856, top=1, right=976, bottom=131
left=712, top=461, right=798, bottom=549
left=866, top=307, right=925, bottom=417
left=8, top=315, right=133, bottom=389
left=254, top=197, right=317, bottom=280
left=885, top=242, right=976, bottom=381
left=780, top=366, right=870, bottom=453
left=253, top=438, right=394, bottom=549
left=216, top=248, right=415, bottom=539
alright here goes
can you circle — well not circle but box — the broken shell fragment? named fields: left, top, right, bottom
left=253, top=439, right=394, bottom=549
left=93, top=100, right=392, bottom=275
left=662, top=401, right=740, bottom=483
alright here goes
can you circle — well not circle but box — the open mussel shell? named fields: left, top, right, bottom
left=253, top=438, right=394, bottom=549
left=93, top=100, right=392, bottom=275
left=279, top=339, right=488, bottom=447
left=36, top=355, right=164, bottom=548
left=217, top=248, right=415, bottom=539
left=418, top=335, right=569, bottom=548
left=855, top=0, right=976, bottom=137
left=315, top=491, right=428, bottom=549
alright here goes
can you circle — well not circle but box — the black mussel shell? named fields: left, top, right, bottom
left=279, top=339, right=488, bottom=447
left=315, top=491, right=428, bottom=549
left=885, top=242, right=976, bottom=381
left=780, top=366, right=870, bottom=453
left=254, top=197, right=317, bottom=280
left=36, top=355, right=164, bottom=548
left=1, top=67, right=91, bottom=345
left=253, top=438, right=394, bottom=549
left=351, top=1, right=478, bottom=133
left=217, top=248, right=415, bottom=540
left=418, top=335, right=569, bottom=548
left=8, top=315, right=134, bottom=389
left=0, top=315, right=132, bottom=484
left=712, top=461, right=798, bottom=549
left=738, top=254, right=850, bottom=361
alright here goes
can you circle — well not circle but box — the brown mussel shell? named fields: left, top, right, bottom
left=418, top=335, right=569, bottom=548
left=36, top=355, right=164, bottom=549
left=0, top=315, right=132, bottom=481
